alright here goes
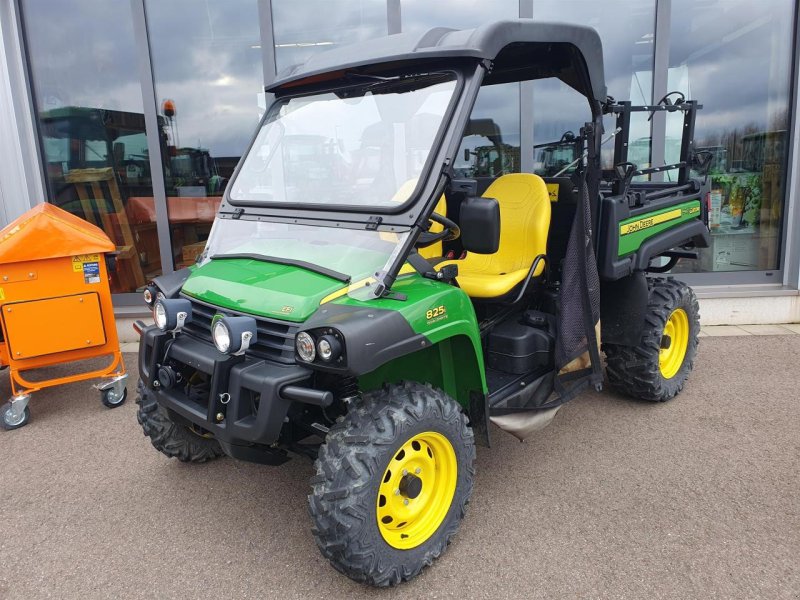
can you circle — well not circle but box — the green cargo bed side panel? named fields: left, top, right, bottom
left=617, top=199, right=702, bottom=257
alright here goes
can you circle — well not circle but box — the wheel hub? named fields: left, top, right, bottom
left=399, top=473, right=423, bottom=499
left=659, top=308, right=689, bottom=379
left=376, top=431, right=458, bottom=550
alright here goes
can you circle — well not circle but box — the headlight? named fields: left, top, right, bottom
left=317, top=334, right=342, bottom=362
left=296, top=332, right=316, bottom=362
left=153, top=298, right=192, bottom=332
left=143, top=284, right=158, bottom=307
left=212, top=320, right=230, bottom=353
left=212, top=316, right=257, bottom=355
left=154, top=302, right=167, bottom=329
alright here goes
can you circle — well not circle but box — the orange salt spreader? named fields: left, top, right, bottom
left=0, top=204, right=128, bottom=430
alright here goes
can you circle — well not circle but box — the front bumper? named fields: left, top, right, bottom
left=139, top=325, right=315, bottom=463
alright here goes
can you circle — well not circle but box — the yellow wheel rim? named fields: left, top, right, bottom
left=376, top=431, right=457, bottom=550
left=659, top=308, right=689, bottom=379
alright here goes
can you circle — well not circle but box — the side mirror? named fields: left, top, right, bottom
left=460, top=196, right=500, bottom=254
left=464, top=148, right=471, bottom=162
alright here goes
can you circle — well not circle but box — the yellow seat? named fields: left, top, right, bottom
left=392, top=179, right=447, bottom=260
left=439, top=173, right=551, bottom=299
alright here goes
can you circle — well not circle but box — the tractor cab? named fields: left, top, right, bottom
left=136, top=20, right=710, bottom=587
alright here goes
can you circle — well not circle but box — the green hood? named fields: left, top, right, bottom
left=181, top=258, right=347, bottom=322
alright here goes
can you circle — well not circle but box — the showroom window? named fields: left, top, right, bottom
left=401, top=0, right=522, bottom=182
left=22, top=0, right=164, bottom=293
left=666, top=0, right=795, bottom=273
left=145, top=0, right=263, bottom=270
left=531, top=1, right=656, bottom=171
left=271, top=0, right=388, bottom=74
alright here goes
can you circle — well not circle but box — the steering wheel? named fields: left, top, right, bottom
left=417, top=212, right=461, bottom=248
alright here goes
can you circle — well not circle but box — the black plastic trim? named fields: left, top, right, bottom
left=300, top=302, right=429, bottom=376
left=632, top=220, right=711, bottom=271
left=600, top=272, right=649, bottom=346
left=150, top=268, right=192, bottom=299
left=138, top=325, right=317, bottom=447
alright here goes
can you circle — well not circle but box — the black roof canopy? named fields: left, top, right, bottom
left=267, top=19, right=606, bottom=103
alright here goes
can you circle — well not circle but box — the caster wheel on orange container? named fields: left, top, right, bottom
left=101, top=386, right=128, bottom=408
left=2, top=399, right=31, bottom=430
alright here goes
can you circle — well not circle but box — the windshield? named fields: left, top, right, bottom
left=202, top=218, right=406, bottom=283
left=230, top=73, right=457, bottom=208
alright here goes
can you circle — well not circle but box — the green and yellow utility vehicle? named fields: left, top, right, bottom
left=135, top=20, right=711, bottom=586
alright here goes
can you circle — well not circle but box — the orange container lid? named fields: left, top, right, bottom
left=0, top=203, right=114, bottom=264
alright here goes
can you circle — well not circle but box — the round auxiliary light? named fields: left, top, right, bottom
left=143, top=287, right=154, bottom=306
left=212, top=316, right=257, bottom=355
left=153, top=301, right=167, bottom=329
left=153, top=298, right=192, bottom=332
left=212, top=320, right=231, bottom=353
left=296, top=332, right=316, bottom=362
left=317, top=334, right=342, bottom=362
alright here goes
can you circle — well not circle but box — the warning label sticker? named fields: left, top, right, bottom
left=73, top=254, right=101, bottom=272
left=546, top=182, right=560, bottom=202
left=83, top=262, right=101, bottom=284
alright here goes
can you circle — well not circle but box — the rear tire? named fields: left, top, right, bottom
left=308, top=382, right=475, bottom=587
left=135, top=380, right=224, bottom=462
left=604, top=278, right=700, bottom=402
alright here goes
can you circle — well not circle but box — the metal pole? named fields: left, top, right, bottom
left=650, top=0, right=671, bottom=182
left=131, top=0, right=174, bottom=275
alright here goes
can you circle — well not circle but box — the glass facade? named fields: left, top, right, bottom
left=272, top=0, right=387, bottom=73
left=532, top=1, right=656, bottom=171
left=401, top=1, right=522, bottom=182
left=15, top=0, right=800, bottom=299
left=666, top=0, right=795, bottom=273
left=22, top=0, right=163, bottom=293
left=146, top=0, right=263, bottom=270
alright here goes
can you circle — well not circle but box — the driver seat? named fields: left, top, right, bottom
left=439, top=173, right=551, bottom=299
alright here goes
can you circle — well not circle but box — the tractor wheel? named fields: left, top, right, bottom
left=604, top=277, right=700, bottom=402
left=308, top=382, right=475, bottom=587
left=135, top=380, right=224, bottom=462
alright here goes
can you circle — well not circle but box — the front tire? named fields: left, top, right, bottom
left=135, top=380, right=224, bottom=462
left=308, top=382, right=475, bottom=587
left=604, top=277, right=700, bottom=402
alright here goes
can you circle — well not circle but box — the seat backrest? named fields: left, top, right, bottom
left=460, top=173, right=551, bottom=275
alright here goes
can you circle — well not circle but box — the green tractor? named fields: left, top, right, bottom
left=135, top=20, right=711, bottom=586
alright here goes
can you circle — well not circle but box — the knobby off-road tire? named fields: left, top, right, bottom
left=135, top=380, right=225, bottom=462
left=308, top=382, right=475, bottom=587
left=604, top=277, right=700, bottom=402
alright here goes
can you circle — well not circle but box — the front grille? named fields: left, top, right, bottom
left=180, top=295, right=298, bottom=364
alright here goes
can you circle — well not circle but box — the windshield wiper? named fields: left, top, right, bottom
left=210, top=253, right=351, bottom=283
left=209, top=253, right=351, bottom=283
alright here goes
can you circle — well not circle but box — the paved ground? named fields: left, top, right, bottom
left=0, top=334, right=798, bottom=600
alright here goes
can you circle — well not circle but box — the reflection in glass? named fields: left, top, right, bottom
left=532, top=1, right=655, bottom=171
left=666, top=0, right=794, bottom=273
left=400, top=0, right=518, bottom=33
left=23, top=0, right=163, bottom=293
left=272, top=0, right=387, bottom=73
left=232, top=75, right=457, bottom=207
left=146, top=0, right=263, bottom=269
left=454, top=83, right=521, bottom=182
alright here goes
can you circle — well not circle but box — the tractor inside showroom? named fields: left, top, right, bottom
left=134, top=19, right=711, bottom=586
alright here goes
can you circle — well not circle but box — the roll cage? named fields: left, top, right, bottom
left=218, top=20, right=607, bottom=296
